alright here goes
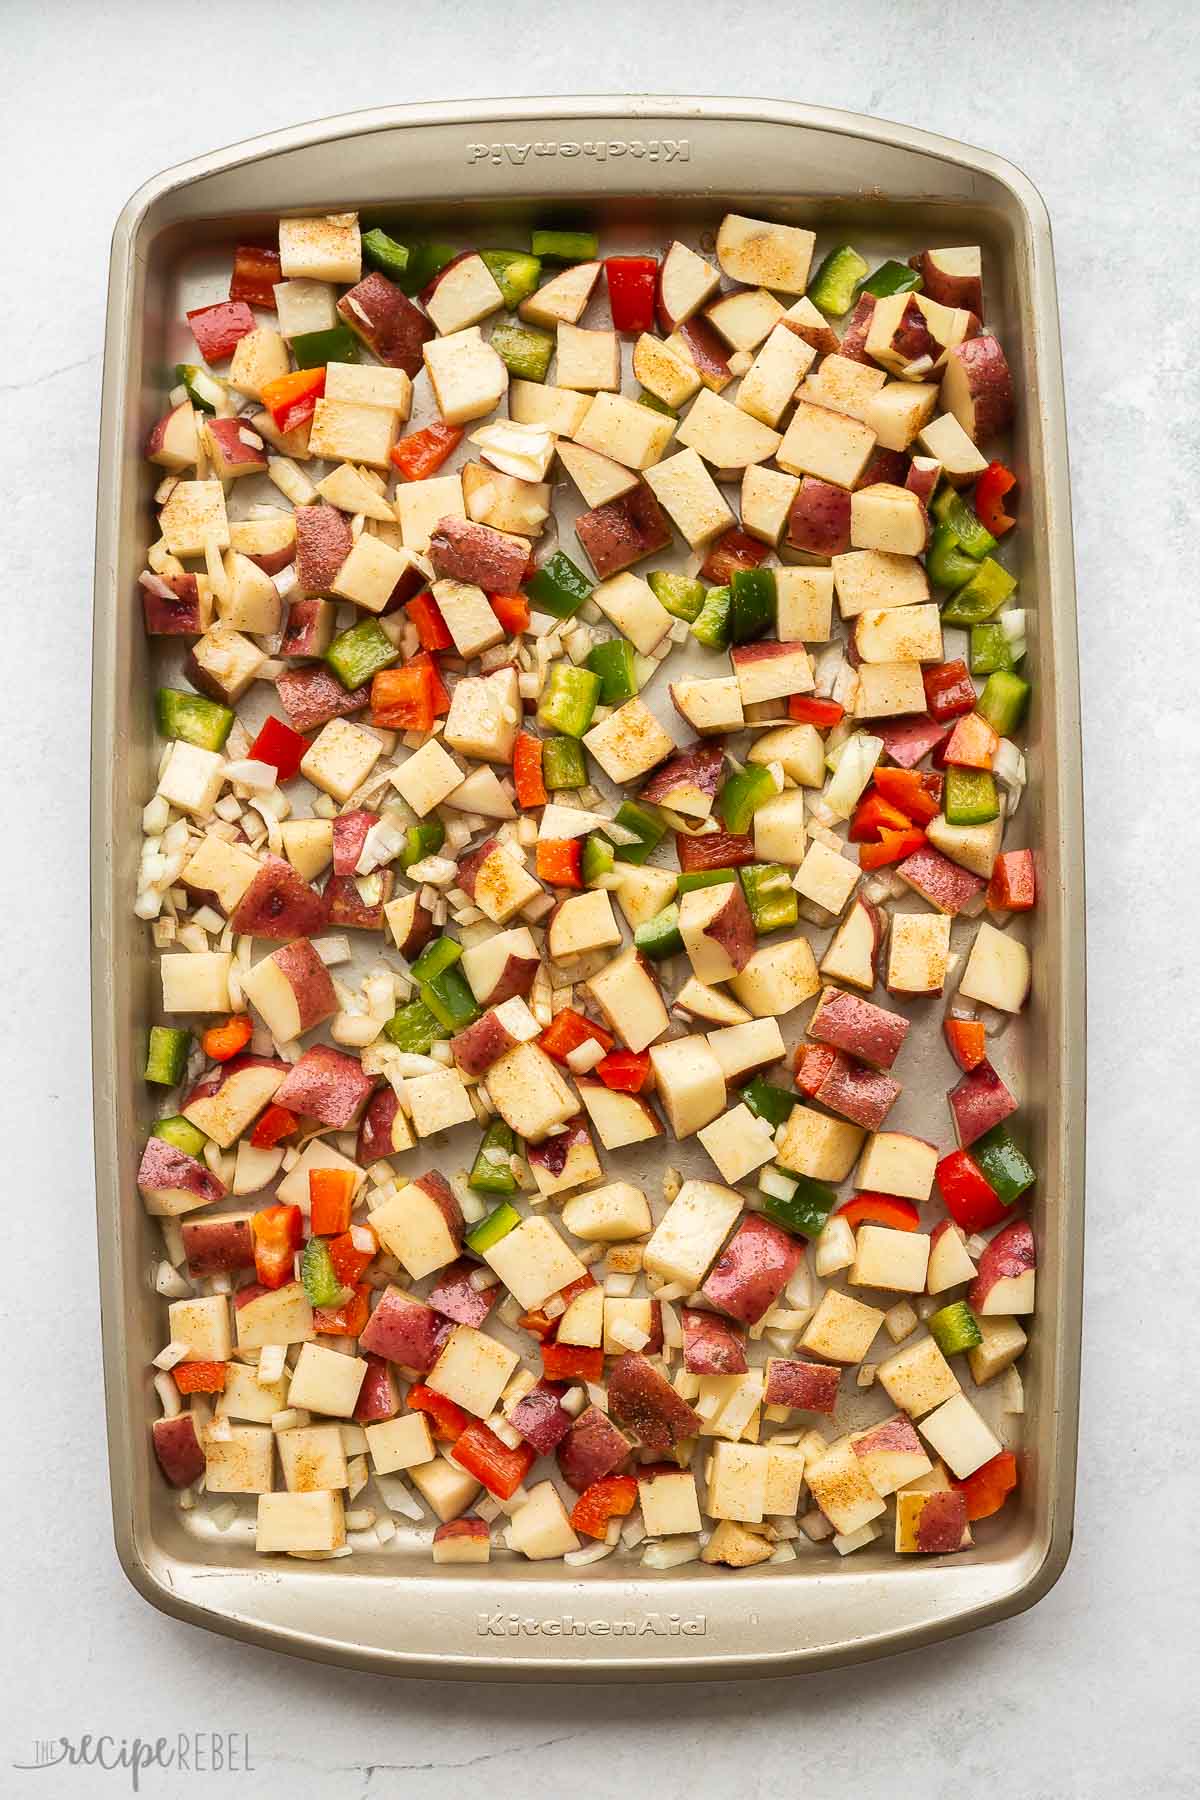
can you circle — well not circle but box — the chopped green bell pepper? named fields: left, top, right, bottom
left=634, top=904, right=682, bottom=960
left=410, top=935, right=463, bottom=984
left=531, top=228, right=598, bottom=262
left=927, top=523, right=980, bottom=592
left=587, top=637, right=640, bottom=704
left=383, top=999, right=447, bottom=1054
left=648, top=570, right=706, bottom=622
left=927, top=1300, right=983, bottom=1357
left=581, top=835, right=615, bottom=883
left=156, top=689, right=233, bottom=752
left=542, top=737, right=588, bottom=790
left=468, top=1123, right=519, bottom=1198
left=419, top=967, right=479, bottom=1032
left=465, top=1197, right=523, bottom=1251
left=151, top=1113, right=207, bottom=1156
left=393, top=240, right=456, bottom=297
left=941, top=558, right=1018, bottom=625
left=290, top=324, right=359, bottom=369
left=676, top=868, right=737, bottom=894
left=808, top=244, right=870, bottom=317
left=972, top=1124, right=1036, bottom=1207
left=480, top=249, right=542, bottom=309
left=537, top=664, right=600, bottom=737
left=611, top=799, right=667, bottom=866
left=970, top=622, right=1015, bottom=675
left=762, top=1172, right=837, bottom=1240
left=490, top=319, right=555, bottom=381
left=175, top=362, right=223, bottom=413
left=400, top=819, right=445, bottom=870
left=978, top=670, right=1030, bottom=737
left=944, top=766, right=1000, bottom=826
left=324, top=618, right=399, bottom=691
left=691, top=583, right=732, bottom=650
left=637, top=389, right=677, bottom=416
left=740, top=1075, right=795, bottom=1131
left=857, top=259, right=922, bottom=299
left=718, top=766, right=777, bottom=835
left=526, top=551, right=592, bottom=620
left=729, top=567, right=776, bottom=644
left=361, top=228, right=411, bottom=282
left=739, top=862, right=798, bottom=934
left=145, top=1026, right=192, bottom=1088
left=931, top=486, right=997, bottom=560
left=301, top=1236, right=345, bottom=1308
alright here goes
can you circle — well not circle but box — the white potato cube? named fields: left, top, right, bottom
left=159, top=480, right=229, bottom=558
left=850, top=1227, right=932, bottom=1294
left=776, top=401, right=875, bottom=487
left=918, top=1393, right=1003, bottom=1479
left=777, top=1104, right=864, bottom=1183
left=508, top=380, right=591, bottom=437
left=257, top=1490, right=346, bottom=1555
left=428, top=1325, right=520, bottom=1418
left=279, top=213, right=360, bottom=283
left=590, top=572, right=673, bottom=655
left=854, top=661, right=928, bottom=719
left=753, top=788, right=807, bottom=866
left=423, top=327, right=508, bottom=426
left=425, top=253, right=505, bottom=335
left=287, top=1343, right=367, bottom=1418
left=518, top=261, right=601, bottom=327
left=887, top=912, right=953, bottom=996
left=582, top=695, right=675, bottom=782
left=276, top=1423, right=349, bottom=1492
left=800, top=1290, right=885, bottom=1365
left=574, top=392, right=675, bottom=469
left=368, top=1178, right=461, bottom=1279
left=409, top=1454, right=482, bottom=1522
left=273, top=278, right=338, bottom=338
left=856, top=603, right=943, bottom=663
left=638, top=1468, right=703, bottom=1536
left=644, top=1178, right=742, bottom=1288
left=697, top=1103, right=778, bottom=1185
left=484, top=1216, right=587, bottom=1311
left=850, top=483, right=928, bottom=556
left=958, top=921, right=1032, bottom=1013
left=560, top=1181, right=652, bottom=1242
left=670, top=675, right=745, bottom=735
left=856, top=1131, right=939, bottom=1202
left=227, top=327, right=290, bottom=400
left=917, top=411, right=990, bottom=482
left=406, top=1067, right=476, bottom=1138
left=157, top=740, right=225, bottom=818
left=730, top=938, right=821, bottom=1017
left=864, top=381, right=939, bottom=452
left=443, top=666, right=521, bottom=765
left=484, top=1041, right=578, bottom=1140
left=548, top=889, right=622, bottom=958
left=506, top=1481, right=580, bottom=1560
left=705, top=1017, right=786, bottom=1083
left=794, top=839, right=860, bottom=915
left=300, top=719, right=382, bottom=803
left=707, top=1440, right=770, bottom=1522
left=772, top=563, right=838, bottom=640
left=649, top=1035, right=727, bottom=1138
left=555, top=322, right=620, bottom=391
left=395, top=473, right=465, bottom=553
left=217, top=1363, right=290, bottom=1424
left=802, top=354, right=887, bottom=423
left=161, top=952, right=232, bottom=1014
left=737, top=324, right=816, bottom=428
left=323, top=362, right=413, bottom=415
left=431, top=577, right=505, bottom=659
left=308, top=399, right=398, bottom=470
left=877, top=1336, right=961, bottom=1417
left=471, top=845, right=543, bottom=925
left=168, top=1295, right=232, bottom=1362
left=205, top=1424, right=274, bottom=1495
left=556, top=440, right=639, bottom=508
left=716, top=214, right=814, bottom=293
left=805, top=1437, right=886, bottom=1535
left=741, top=464, right=801, bottom=546
left=365, top=1412, right=435, bottom=1476
left=832, top=550, right=930, bottom=618
left=632, top=332, right=702, bottom=408
left=331, top=533, right=411, bottom=613
left=676, top=388, right=781, bottom=469
left=643, top=446, right=733, bottom=546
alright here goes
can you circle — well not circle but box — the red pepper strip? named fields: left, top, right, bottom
left=943, top=711, right=1000, bottom=771
left=371, top=662, right=437, bottom=732
left=173, top=1361, right=228, bottom=1395
left=513, top=733, right=547, bottom=808
left=676, top=829, right=755, bottom=872
left=309, top=1167, right=356, bottom=1236
left=788, top=694, right=845, bottom=728
left=535, top=838, right=583, bottom=888
left=836, top=1194, right=921, bottom=1231
left=987, top=849, right=1036, bottom=912
left=953, top=1450, right=1019, bottom=1520
left=251, top=1203, right=303, bottom=1290
left=700, top=527, right=769, bottom=584
left=450, top=1421, right=537, bottom=1499
left=313, top=1283, right=371, bottom=1337
left=944, top=1017, right=988, bottom=1073
left=595, top=1049, right=651, bottom=1093
left=604, top=256, right=658, bottom=333
left=260, top=367, right=325, bottom=434
left=857, top=827, right=926, bottom=870
left=329, top=1226, right=377, bottom=1288
left=542, top=1342, right=604, bottom=1382
left=250, top=1103, right=299, bottom=1149
left=872, top=765, right=942, bottom=825
left=249, top=715, right=309, bottom=782
left=202, top=1015, right=253, bottom=1062
left=538, top=1008, right=613, bottom=1064
left=489, top=591, right=531, bottom=635
left=406, top=590, right=454, bottom=652
left=390, top=422, right=464, bottom=481
left=936, top=1150, right=1008, bottom=1234
left=570, top=1473, right=639, bottom=1539
left=407, top=1383, right=470, bottom=1444
left=974, top=462, right=1017, bottom=536
left=230, top=243, right=282, bottom=309
left=186, top=299, right=257, bottom=363
left=849, top=792, right=914, bottom=843
left=794, top=1041, right=838, bottom=1098
left=922, top=659, right=977, bottom=724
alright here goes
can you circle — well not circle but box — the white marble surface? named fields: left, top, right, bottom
left=2, top=3, right=1197, bottom=1794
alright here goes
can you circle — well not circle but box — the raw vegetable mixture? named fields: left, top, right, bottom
left=138, top=211, right=1033, bottom=1571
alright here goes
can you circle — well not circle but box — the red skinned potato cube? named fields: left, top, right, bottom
left=204, top=416, right=268, bottom=479
left=246, top=938, right=338, bottom=1042
left=337, top=272, right=435, bottom=375
left=181, top=1213, right=254, bottom=1277
left=607, top=1353, right=701, bottom=1454
left=855, top=447, right=910, bottom=490
left=359, top=1287, right=443, bottom=1371
left=913, top=1486, right=971, bottom=1553
left=838, top=293, right=876, bottom=362
left=681, top=1308, right=749, bottom=1375
left=556, top=1404, right=634, bottom=1493
left=451, top=1008, right=523, bottom=1077
left=509, top=1382, right=574, bottom=1455
left=763, top=1358, right=841, bottom=1415
left=948, top=1060, right=1017, bottom=1148
left=152, top=1414, right=206, bottom=1488
left=701, top=1213, right=802, bottom=1326
left=814, top=1053, right=901, bottom=1132
left=324, top=870, right=394, bottom=931
left=910, top=248, right=984, bottom=317
left=941, top=335, right=1014, bottom=443
left=875, top=717, right=949, bottom=768
left=808, top=989, right=910, bottom=1071
left=428, top=1258, right=498, bottom=1329
left=136, top=1136, right=226, bottom=1215
left=786, top=478, right=852, bottom=557
left=142, top=573, right=207, bottom=637
left=640, top=743, right=725, bottom=818
left=353, top=1354, right=402, bottom=1423
left=428, top=516, right=530, bottom=591
left=146, top=402, right=199, bottom=471
left=897, top=844, right=986, bottom=916
left=280, top=598, right=334, bottom=658
left=969, top=1218, right=1036, bottom=1315
left=332, top=810, right=378, bottom=877
left=273, top=1044, right=374, bottom=1128
left=295, top=504, right=354, bottom=596
left=574, top=483, right=672, bottom=579
left=186, top=299, right=256, bottom=363
left=356, top=1085, right=411, bottom=1164
left=181, top=1055, right=287, bottom=1149
left=276, top=667, right=370, bottom=732
left=230, top=855, right=327, bottom=940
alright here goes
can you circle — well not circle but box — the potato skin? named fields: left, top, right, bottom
left=787, top=478, right=851, bottom=557
left=606, top=1353, right=702, bottom=1453
left=358, top=1288, right=444, bottom=1371
left=701, top=1214, right=801, bottom=1326
left=555, top=1404, right=633, bottom=1492
left=681, top=1308, right=749, bottom=1375
left=428, top=516, right=529, bottom=592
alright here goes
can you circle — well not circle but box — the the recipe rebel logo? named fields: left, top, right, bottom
left=12, top=1734, right=255, bottom=1792
left=477, top=1610, right=706, bottom=1638
left=466, top=139, right=690, bottom=165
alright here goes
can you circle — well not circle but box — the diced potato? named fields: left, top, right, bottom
left=431, top=578, right=505, bottom=659
left=638, top=1468, right=702, bottom=1536
left=443, top=667, right=522, bottom=765
left=188, top=625, right=264, bottom=702
left=556, top=440, right=639, bottom=508
left=776, top=1105, right=864, bottom=1183
left=590, top=572, right=673, bottom=655
left=967, top=1315, right=1028, bottom=1386
left=676, top=389, right=781, bottom=470
left=706, top=1440, right=770, bottom=1522
left=168, top=1295, right=232, bottom=1362
left=423, top=327, right=508, bottom=425
left=648, top=1035, right=727, bottom=1138
left=864, top=381, right=939, bottom=452
left=519, top=261, right=601, bottom=328
left=276, top=1423, right=349, bottom=1492
left=793, top=840, right=860, bottom=915
left=853, top=661, right=928, bottom=718
left=331, top=533, right=413, bottom=613
left=802, top=354, right=887, bottom=423
left=425, top=253, right=505, bottom=335
left=697, top=1103, right=778, bottom=1185
left=462, top=463, right=550, bottom=536
left=227, top=327, right=290, bottom=401
left=472, top=846, right=543, bottom=925
left=855, top=1131, right=939, bottom=1202
left=560, top=1181, right=652, bottom=1242
left=365, top=1412, right=435, bottom=1475
left=887, top=912, right=953, bottom=996
left=484, top=1216, right=587, bottom=1311
left=157, top=741, right=225, bottom=818
left=287, top=1342, right=367, bottom=1418
left=394, top=473, right=465, bottom=553
left=159, top=480, right=229, bottom=558
left=736, top=324, right=816, bottom=428
left=484, top=1041, right=578, bottom=1140
left=308, top=399, right=399, bottom=470
left=705, top=1016, right=786, bottom=1082
left=850, top=483, right=928, bottom=556
left=548, top=888, right=622, bottom=959
left=279, top=213, right=361, bottom=284
left=855, top=603, right=943, bottom=664
left=508, top=380, right=591, bottom=437
left=506, top=1481, right=580, bottom=1559
left=274, top=279, right=338, bottom=338
left=764, top=1444, right=807, bottom=1516
left=701, top=1518, right=774, bottom=1567
left=741, top=464, right=801, bottom=545
left=161, top=951, right=232, bottom=1014
left=555, top=322, right=621, bottom=391
left=300, top=719, right=383, bottom=803
left=583, top=696, right=675, bottom=782
left=776, top=401, right=875, bottom=488
left=369, top=1178, right=460, bottom=1279
left=716, top=214, right=815, bottom=293
left=832, top=550, right=929, bottom=618
left=918, top=1393, right=1003, bottom=1479
left=632, top=332, right=702, bottom=408
left=613, top=866, right=678, bottom=931
left=644, top=1178, right=742, bottom=1288
left=406, top=1066, right=477, bottom=1137
left=324, top=362, right=413, bottom=414
left=849, top=1227, right=932, bottom=1294
left=670, top=675, right=745, bottom=735
left=804, top=1436, right=886, bottom=1535
left=257, top=1489, right=346, bottom=1555
left=753, top=788, right=807, bottom=866
left=428, top=1325, right=521, bottom=1418
left=204, top=1424, right=274, bottom=1495
left=958, top=920, right=1032, bottom=1013
left=643, top=447, right=734, bottom=546
left=917, top=411, right=990, bottom=482
left=574, top=392, right=676, bottom=470
left=409, top=1454, right=482, bottom=1522
left=800, top=1290, right=885, bottom=1365
left=217, top=1362, right=290, bottom=1424
left=747, top=722, right=825, bottom=786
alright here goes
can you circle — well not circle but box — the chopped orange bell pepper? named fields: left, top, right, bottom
left=371, top=659, right=439, bottom=732
left=953, top=1449, right=1018, bottom=1519
left=202, top=1014, right=253, bottom=1062
left=407, top=1382, right=470, bottom=1443
left=872, top=765, right=943, bottom=826
left=538, top=1008, right=613, bottom=1064
left=857, top=826, right=926, bottom=870
left=541, top=1342, right=604, bottom=1382
left=987, top=848, right=1036, bottom=912
left=794, top=1041, right=838, bottom=1098
left=313, top=1282, right=370, bottom=1337
left=406, top=590, right=454, bottom=653
left=260, top=367, right=325, bottom=434
left=329, top=1225, right=378, bottom=1288
left=535, top=838, right=583, bottom=888
left=309, top=1166, right=356, bottom=1236
left=849, top=791, right=914, bottom=843
left=595, top=1049, right=651, bottom=1092
left=942, top=711, right=1000, bottom=770
left=489, top=592, right=530, bottom=635
left=389, top=422, right=463, bottom=481
left=450, top=1421, right=537, bottom=1498
left=570, top=1474, right=639, bottom=1539
left=944, top=1017, right=988, bottom=1072
left=836, top=1193, right=921, bottom=1230
left=250, top=1103, right=299, bottom=1149
left=513, top=732, right=547, bottom=807
left=173, top=1360, right=228, bottom=1394
left=788, top=694, right=845, bottom=728
left=251, top=1202, right=303, bottom=1289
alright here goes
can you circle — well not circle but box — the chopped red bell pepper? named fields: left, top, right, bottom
left=794, top=1041, right=839, bottom=1097
left=935, top=1149, right=1008, bottom=1234
left=836, top=1193, right=921, bottom=1231
left=173, top=1360, right=228, bottom=1394
left=260, top=367, right=325, bottom=434
left=604, top=257, right=658, bottom=333
left=251, top=1202, right=303, bottom=1289
left=535, top=838, right=583, bottom=888
left=229, top=243, right=282, bottom=309
left=406, top=589, right=454, bottom=652
left=309, top=1166, right=356, bottom=1236
left=953, top=1449, right=1019, bottom=1519
left=407, top=1383, right=470, bottom=1443
left=489, top=591, right=530, bottom=635
left=538, top=1008, right=613, bottom=1064
left=329, top=1226, right=377, bottom=1288
left=872, top=765, right=943, bottom=825
left=923, top=659, right=977, bottom=723
left=518, top=1306, right=558, bottom=1342
left=249, top=715, right=309, bottom=782
left=700, top=527, right=770, bottom=584
left=788, top=694, right=845, bottom=728
left=676, top=829, right=756, bottom=872
left=944, top=1016, right=988, bottom=1072
left=389, top=422, right=464, bottom=481
left=541, top=1342, right=604, bottom=1382
left=974, top=462, right=1017, bottom=537
left=570, top=1473, right=639, bottom=1538
left=595, top=1049, right=651, bottom=1093
left=313, top=1283, right=371, bottom=1337
left=850, top=792, right=914, bottom=842
left=513, top=733, right=547, bottom=808
left=857, top=826, right=926, bottom=870
left=988, top=849, right=1037, bottom=912
left=451, top=1421, right=537, bottom=1499
left=186, top=299, right=257, bottom=363
left=371, top=661, right=438, bottom=732
left=250, top=1102, right=299, bottom=1149
left=942, top=710, right=1000, bottom=770
left=202, top=1015, right=253, bottom=1062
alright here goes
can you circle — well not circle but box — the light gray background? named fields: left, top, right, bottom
left=2, top=2, right=1196, bottom=1794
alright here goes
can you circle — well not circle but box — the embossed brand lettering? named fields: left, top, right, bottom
left=466, top=139, right=690, bottom=166
left=476, top=1611, right=706, bottom=1637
